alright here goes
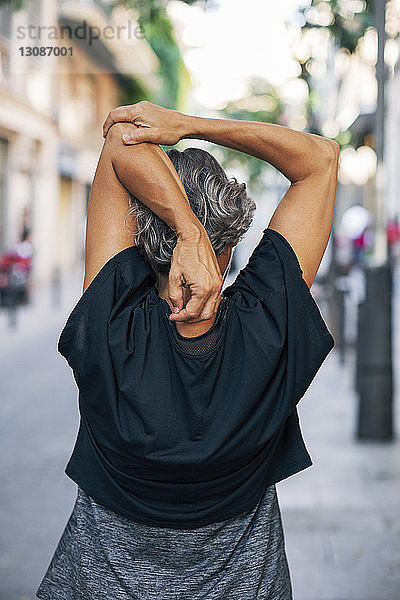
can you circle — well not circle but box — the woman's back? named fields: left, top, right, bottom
left=57, top=227, right=333, bottom=529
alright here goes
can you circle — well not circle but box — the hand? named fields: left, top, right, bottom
left=167, top=228, right=224, bottom=324
left=102, top=100, right=190, bottom=146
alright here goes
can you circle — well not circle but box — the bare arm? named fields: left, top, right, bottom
left=183, top=115, right=338, bottom=185
left=103, top=101, right=339, bottom=288
left=185, top=117, right=339, bottom=287
left=183, top=115, right=340, bottom=287
left=108, top=123, right=198, bottom=238
left=104, top=101, right=338, bottom=184
left=84, top=122, right=223, bottom=322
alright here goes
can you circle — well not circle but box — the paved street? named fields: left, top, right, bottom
left=0, top=263, right=399, bottom=600
left=280, top=342, right=400, bottom=600
left=0, top=268, right=84, bottom=600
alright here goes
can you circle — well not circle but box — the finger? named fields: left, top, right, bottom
left=122, top=127, right=160, bottom=144
left=102, top=106, right=138, bottom=138
left=168, top=276, right=185, bottom=314
left=193, top=290, right=222, bottom=323
left=103, top=108, right=128, bottom=138
left=169, top=295, right=221, bottom=323
left=197, top=292, right=221, bottom=322
left=169, top=290, right=212, bottom=323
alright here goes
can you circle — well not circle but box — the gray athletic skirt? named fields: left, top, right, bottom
left=35, top=483, right=292, bottom=599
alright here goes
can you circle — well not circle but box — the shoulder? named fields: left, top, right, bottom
left=58, top=245, right=155, bottom=361
left=223, top=227, right=303, bottom=303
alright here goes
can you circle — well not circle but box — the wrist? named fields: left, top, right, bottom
left=181, top=115, right=208, bottom=140
left=176, top=220, right=206, bottom=240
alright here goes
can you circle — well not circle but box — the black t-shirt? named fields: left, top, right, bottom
left=58, top=227, right=334, bottom=529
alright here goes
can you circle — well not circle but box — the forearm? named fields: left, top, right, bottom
left=183, top=116, right=339, bottom=183
left=107, top=124, right=202, bottom=239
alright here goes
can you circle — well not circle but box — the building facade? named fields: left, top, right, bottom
left=0, top=0, right=160, bottom=285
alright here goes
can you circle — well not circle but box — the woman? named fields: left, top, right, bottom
left=36, top=101, right=339, bottom=599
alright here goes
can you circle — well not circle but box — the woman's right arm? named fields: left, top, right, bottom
left=184, top=116, right=340, bottom=288
left=184, top=115, right=338, bottom=185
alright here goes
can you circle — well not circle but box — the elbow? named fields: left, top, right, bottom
left=296, top=137, right=340, bottom=182
left=105, top=122, right=155, bottom=154
left=105, top=123, right=159, bottom=176
left=306, top=138, right=339, bottom=179
left=319, top=138, right=340, bottom=165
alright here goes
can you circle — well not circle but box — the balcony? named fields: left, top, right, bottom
left=57, top=0, right=160, bottom=87
left=58, top=0, right=113, bottom=20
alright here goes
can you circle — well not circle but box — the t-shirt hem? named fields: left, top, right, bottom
left=65, top=467, right=268, bottom=530
left=64, top=455, right=312, bottom=530
left=266, top=455, right=313, bottom=484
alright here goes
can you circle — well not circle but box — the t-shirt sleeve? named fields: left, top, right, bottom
left=57, top=245, right=155, bottom=376
left=224, top=227, right=335, bottom=408
left=223, top=227, right=286, bottom=302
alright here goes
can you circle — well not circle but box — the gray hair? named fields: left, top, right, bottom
left=124, top=147, right=256, bottom=274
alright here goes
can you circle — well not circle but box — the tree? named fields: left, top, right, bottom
left=296, top=0, right=374, bottom=139
left=215, top=79, right=284, bottom=190
left=298, top=0, right=374, bottom=54
left=111, top=0, right=193, bottom=109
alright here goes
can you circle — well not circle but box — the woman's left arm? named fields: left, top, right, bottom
left=84, top=122, right=223, bottom=322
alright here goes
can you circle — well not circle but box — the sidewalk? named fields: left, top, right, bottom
left=0, top=266, right=83, bottom=358
left=278, top=260, right=400, bottom=600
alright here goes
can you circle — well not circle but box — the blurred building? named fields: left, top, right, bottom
left=0, top=0, right=161, bottom=285
left=386, top=37, right=400, bottom=225
left=294, top=10, right=400, bottom=241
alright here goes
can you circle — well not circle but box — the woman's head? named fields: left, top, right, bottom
left=125, top=147, right=256, bottom=278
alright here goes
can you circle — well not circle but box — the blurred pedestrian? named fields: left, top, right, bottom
left=387, top=217, right=400, bottom=262
left=352, top=228, right=366, bottom=264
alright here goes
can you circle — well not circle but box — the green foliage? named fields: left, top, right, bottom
left=299, top=0, right=374, bottom=54
left=111, top=0, right=190, bottom=108
left=0, top=0, right=26, bottom=8
left=296, top=0, right=374, bottom=145
left=2, top=0, right=189, bottom=109
left=116, top=74, right=151, bottom=106
left=213, top=79, right=284, bottom=191
left=138, top=6, right=182, bottom=108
